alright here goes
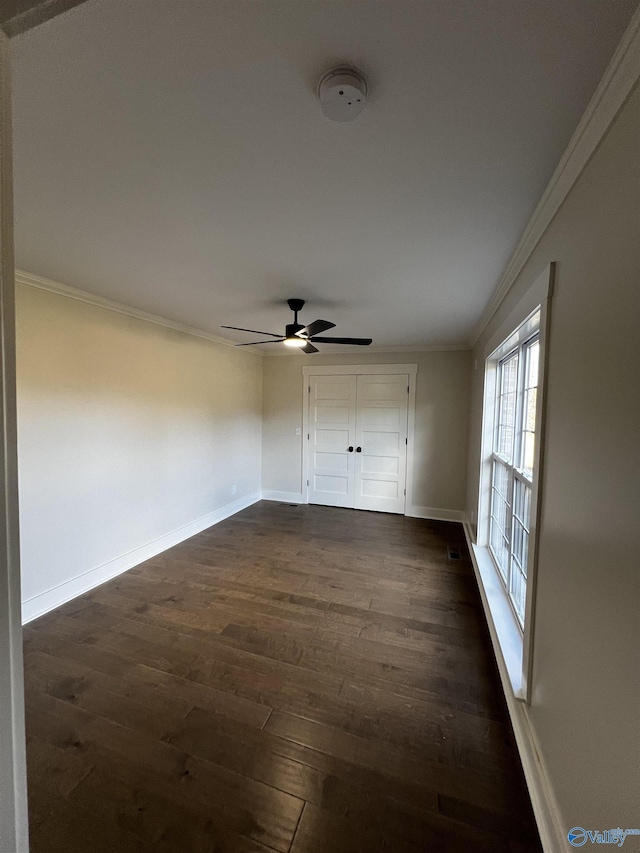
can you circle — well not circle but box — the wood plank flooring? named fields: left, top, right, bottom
left=23, top=501, right=541, bottom=852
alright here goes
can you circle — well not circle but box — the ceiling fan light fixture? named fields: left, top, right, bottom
left=284, top=336, right=306, bottom=347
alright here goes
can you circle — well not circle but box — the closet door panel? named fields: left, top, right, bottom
left=354, top=375, right=408, bottom=514
left=307, top=375, right=356, bottom=508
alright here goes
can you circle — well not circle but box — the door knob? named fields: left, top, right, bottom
left=348, top=446, right=354, bottom=452
left=356, top=446, right=362, bottom=452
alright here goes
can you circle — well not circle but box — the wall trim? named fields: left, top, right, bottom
left=261, top=490, right=305, bottom=504
left=21, top=491, right=262, bottom=624
left=406, top=506, right=465, bottom=523
left=261, top=495, right=466, bottom=525
left=470, top=6, right=640, bottom=347
left=266, top=344, right=469, bottom=356
left=1, top=1, right=90, bottom=38
left=302, top=363, right=418, bottom=377
left=15, top=269, right=262, bottom=355
left=462, top=518, right=565, bottom=853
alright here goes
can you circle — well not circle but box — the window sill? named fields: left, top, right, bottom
left=469, top=541, right=526, bottom=701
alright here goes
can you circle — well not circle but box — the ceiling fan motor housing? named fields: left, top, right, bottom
left=286, top=322, right=304, bottom=338
left=318, top=67, right=367, bottom=122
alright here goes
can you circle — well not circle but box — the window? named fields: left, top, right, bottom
left=489, top=333, right=539, bottom=626
left=472, top=260, right=553, bottom=701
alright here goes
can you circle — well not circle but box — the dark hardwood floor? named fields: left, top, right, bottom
left=23, top=502, right=541, bottom=852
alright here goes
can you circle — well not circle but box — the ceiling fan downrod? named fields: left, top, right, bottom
left=286, top=298, right=306, bottom=338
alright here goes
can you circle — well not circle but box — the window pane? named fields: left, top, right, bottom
left=523, top=430, right=535, bottom=473
left=495, top=353, right=519, bottom=461
left=513, top=477, right=530, bottom=528
left=510, top=478, right=531, bottom=623
left=527, top=340, right=539, bottom=386
left=510, top=563, right=526, bottom=625
left=493, top=458, right=510, bottom=499
left=490, top=459, right=511, bottom=582
left=520, top=340, right=539, bottom=476
left=525, top=387, right=537, bottom=432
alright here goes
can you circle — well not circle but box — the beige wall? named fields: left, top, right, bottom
left=466, top=87, right=640, bottom=827
left=16, top=284, right=262, bottom=619
left=263, top=349, right=471, bottom=513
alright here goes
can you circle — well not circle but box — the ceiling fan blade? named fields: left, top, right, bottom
left=235, top=339, right=285, bottom=346
left=311, top=336, right=373, bottom=346
left=221, top=325, right=282, bottom=337
left=298, top=319, right=336, bottom=337
left=300, top=341, right=319, bottom=354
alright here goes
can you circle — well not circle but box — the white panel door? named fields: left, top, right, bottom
left=354, top=374, right=408, bottom=514
left=308, top=375, right=356, bottom=508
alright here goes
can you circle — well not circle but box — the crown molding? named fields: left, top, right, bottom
left=354, top=344, right=469, bottom=353
left=17, top=270, right=467, bottom=355
left=15, top=269, right=262, bottom=355
left=17, top=269, right=468, bottom=355
left=265, top=343, right=469, bottom=356
left=470, top=6, right=640, bottom=348
left=1, top=1, right=89, bottom=38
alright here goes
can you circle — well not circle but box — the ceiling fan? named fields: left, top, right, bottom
left=221, top=298, right=373, bottom=354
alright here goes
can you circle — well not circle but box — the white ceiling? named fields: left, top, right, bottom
left=11, top=0, right=637, bottom=351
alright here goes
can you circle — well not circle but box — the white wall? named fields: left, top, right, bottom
left=16, top=284, right=263, bottom=622
left=466, top=86, right=640, bottom=829
left=262, top=349, right=471, bottom=515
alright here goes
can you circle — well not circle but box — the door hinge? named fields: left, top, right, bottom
left=308, top=385, right=311, bottom=393
left=404, top=488, right=406, bottom=495
left=407, top=385, right=409, bottom=393
left=307, top=433, right=310, bottom=440
left=405, top=437, right=407, bottom=445
left=307, top=479, right=309, bottom=486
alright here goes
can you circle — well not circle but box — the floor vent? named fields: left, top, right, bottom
left=447, top=545, right=461, bottom=561
left=280, top=503, right=299, bottom=507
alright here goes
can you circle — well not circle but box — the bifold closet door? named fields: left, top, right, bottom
left=307, top=374, right=357, bottom=508
left=354, top=374, right=408, bottom=514
left=308, top=373, right=409, bottom=514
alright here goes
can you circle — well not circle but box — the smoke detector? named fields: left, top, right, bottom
left=318, top=67, right=367, bottom=122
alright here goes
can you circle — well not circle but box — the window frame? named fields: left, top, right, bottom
left=489, top=332, right=539, bottom=628
left=474, top=263, right=554, bottom=702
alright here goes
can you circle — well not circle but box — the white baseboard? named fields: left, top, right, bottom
left=462, top=517, right=565, bottom=852
left=406, top=505, right=465, bottom=523
left=21, top=491, right=262, bottom=624
left=261, top=490, right=305, bottom=504
left=259, top=497, right=465, bottom=521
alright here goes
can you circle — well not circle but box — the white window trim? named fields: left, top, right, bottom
left=474, top=263, right=554, bottom=702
